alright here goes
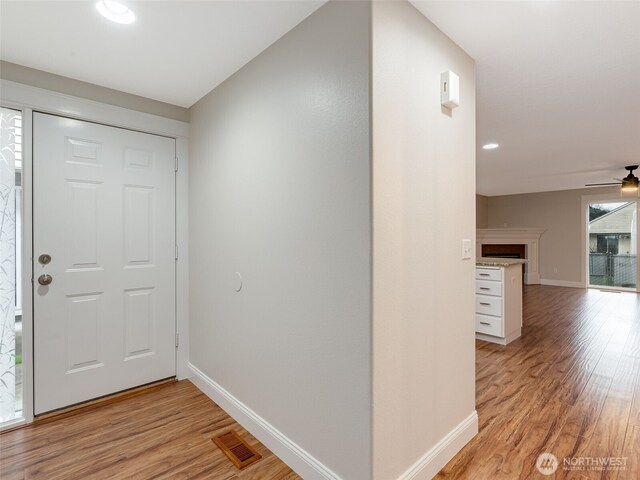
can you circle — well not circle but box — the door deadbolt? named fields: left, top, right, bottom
left=38, top=274, right=53, bottom=286
left=39, top=254, right=52, bottom=265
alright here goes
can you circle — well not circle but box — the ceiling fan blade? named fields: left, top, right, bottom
left=587, top=166, right=640, bottom=188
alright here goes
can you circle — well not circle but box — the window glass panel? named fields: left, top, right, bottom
left=589, top=202, right=637, bottom=289
left=0, top=107, right=22, bottom=423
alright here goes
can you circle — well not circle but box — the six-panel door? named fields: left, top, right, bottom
left=33, top=113, right=176, bottom=414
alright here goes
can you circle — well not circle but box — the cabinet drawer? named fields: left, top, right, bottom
left=476, top=294, right=503, bottom=316
left=476, top=267, right=502, bottom=281
left=476, top=314, right=504, bottom=337
left=476, top=280, right=502, bottom=297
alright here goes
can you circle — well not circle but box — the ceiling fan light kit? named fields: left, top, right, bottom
left=585, top=165, right=639, bottom=194
left=621, top=166, right=639, bottom=191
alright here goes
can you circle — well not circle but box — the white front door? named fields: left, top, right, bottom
left=33, top=113, right=176, bottom=414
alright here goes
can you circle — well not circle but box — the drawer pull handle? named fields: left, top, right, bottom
left=480, top=302, right=491, bottom=306
left=479, top=287, right=490, bottom=290
left=480, top=322, right=491, bottom=326
left=479, top=273, right=490, bottom=276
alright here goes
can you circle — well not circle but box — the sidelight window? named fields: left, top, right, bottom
left=0, top=107, right=22, bottom=425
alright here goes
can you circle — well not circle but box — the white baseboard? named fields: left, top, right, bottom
left=190, top=363, right=477, bottom=480
left=397, top=411, right=478, bottom=480
left=188, top=363, right=341, bottom=480
left=540, top=279, right=584, bottom=288
left=475, top=329, right=522, bottom=345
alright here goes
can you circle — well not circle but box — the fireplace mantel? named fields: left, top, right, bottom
left=476, top=228, right=546, bottom=284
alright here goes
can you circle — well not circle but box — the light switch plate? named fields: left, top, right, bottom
left=462, top=239, right=472, bottom=260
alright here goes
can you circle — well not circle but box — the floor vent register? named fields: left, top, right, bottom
left=213, top=430, right=262, bottom=469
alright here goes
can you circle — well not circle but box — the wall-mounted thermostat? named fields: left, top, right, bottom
left=441, top=70, right=459, bottom=109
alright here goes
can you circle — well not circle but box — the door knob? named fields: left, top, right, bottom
left=38, top=274, right=53, bottom=286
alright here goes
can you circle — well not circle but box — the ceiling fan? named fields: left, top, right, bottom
left=585, top=165, right=639, bottom=192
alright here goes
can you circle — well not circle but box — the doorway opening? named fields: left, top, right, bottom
left=0, top=107, right=23, bottom=426
left=588, top=201, right=637, bottom=290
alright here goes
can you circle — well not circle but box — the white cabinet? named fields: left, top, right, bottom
left=475, top=313, right=503, bottom=337
left=475, top=279, right=502, bottom=297
left=475, top=294, right=503, bottom=317
left=475, top=263, right=523, bottom=345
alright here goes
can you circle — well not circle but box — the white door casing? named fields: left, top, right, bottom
left=33, top=113, right=176, bottom=414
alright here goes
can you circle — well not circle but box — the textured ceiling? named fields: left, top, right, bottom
left=0, top=1, right=325, bottom=108
left=2, top=1, right=638, bottom=196
left=412, top=0, right=640, bottom=195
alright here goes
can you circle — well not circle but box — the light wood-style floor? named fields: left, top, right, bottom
left=437, top=285, right=640, bottom=479
left=3, top=286, right=639, bottom=479
left=0, top=380, right=301, bottom=480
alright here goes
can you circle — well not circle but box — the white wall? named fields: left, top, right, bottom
left=371, top=2, right=477, bottom=479
left=188, top=2, right=372, bottom=479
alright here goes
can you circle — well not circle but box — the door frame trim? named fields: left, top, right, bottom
left=1, top=79, right=190, bottom=426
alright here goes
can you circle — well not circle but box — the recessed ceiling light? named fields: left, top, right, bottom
left=96, top=0, right=136, bottom=24
left=482, top=143, right=499, bottom=150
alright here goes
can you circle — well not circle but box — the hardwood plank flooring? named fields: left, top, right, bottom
left=3, top=286, right=639, bottom=479
left=0, top=380, right=301, bottom=480
left=437, top=285, right=640, bottom=479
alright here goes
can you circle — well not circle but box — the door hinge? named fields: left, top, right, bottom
left=175, top=156, right=179, bottom=172
left=175, top=244, right=179, bottom=260
left=175, top=333, right=180, bottom=348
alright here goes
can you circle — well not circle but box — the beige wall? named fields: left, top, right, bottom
left=476, top=194, right=488, bottom=228
left=372, top=2, right=477, bottom=479
left=189, top=2, right=372, bottom=479
left=487, top=186, right=619, bottom=284
left=0, top=61, right=189, bottom=122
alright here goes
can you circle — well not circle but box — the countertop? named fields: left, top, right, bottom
left=476, top=257, right=528, bottom=267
